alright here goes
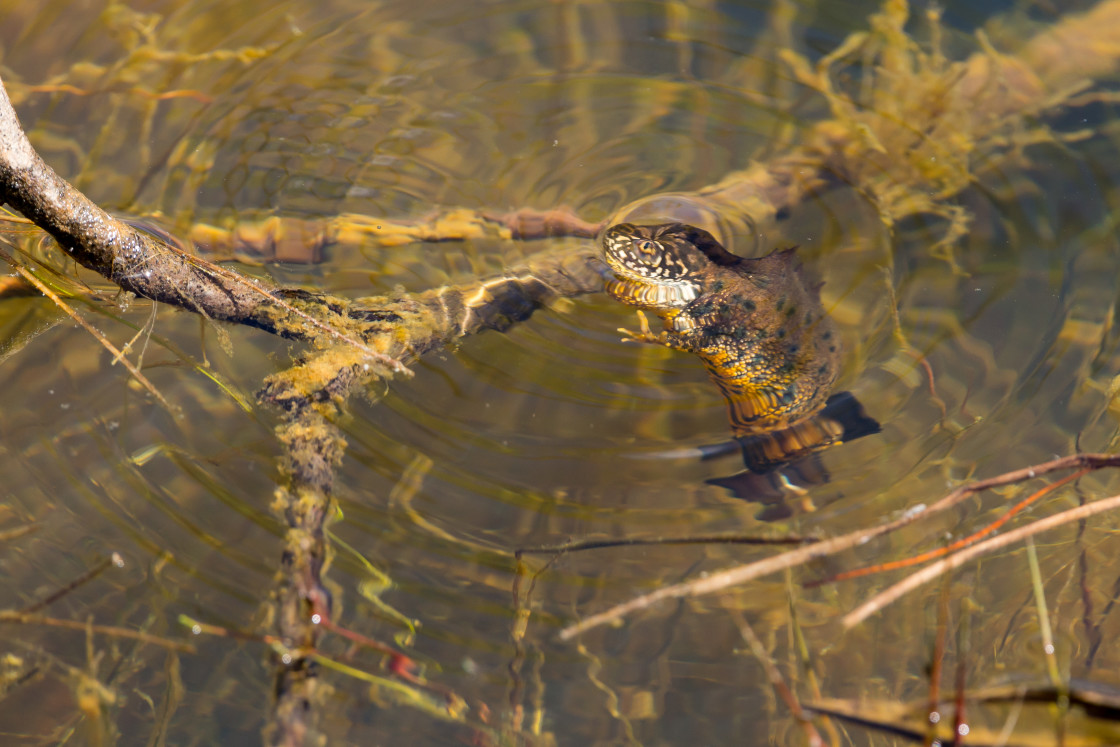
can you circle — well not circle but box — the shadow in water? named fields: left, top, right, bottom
left=703, top=391, right=881, bottom=520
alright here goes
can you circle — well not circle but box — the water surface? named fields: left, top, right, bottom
left=3, top=0, right=1120, bottom=744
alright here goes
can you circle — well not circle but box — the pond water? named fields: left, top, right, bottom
left=3, top=0, right=1120, bottom=744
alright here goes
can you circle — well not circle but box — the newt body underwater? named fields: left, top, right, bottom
left=601, top=221, right=879, bottom=476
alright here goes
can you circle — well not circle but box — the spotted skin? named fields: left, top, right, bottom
left=602, top=222, right=868, bottom=470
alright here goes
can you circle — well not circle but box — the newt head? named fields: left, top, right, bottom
left=601, top=222, right=741, bottom=311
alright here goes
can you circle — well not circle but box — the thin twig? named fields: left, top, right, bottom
left=951, top=602, right=970, bottom=747
left=811, top=469, right=1087, bottom=586
left=731, top=609, right=824, bottom=747
left=924, top=574, right=952, bottom=747
left=0, top=611, right=194, bottom=652
left=1025, top=537, right=1062, bottom=687
left=520, top=533, right=817, bottom=555
left=0, top=242, right=175, bottom=413
left=508, top=551, right=563, bottom=738
left=559, top=454, right=1120, bottom=640
left=19, top=555, right=114, bottom=614
left=842, top=492, right=1120, bottom=628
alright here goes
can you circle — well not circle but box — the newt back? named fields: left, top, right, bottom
left=602, top=221, right=878, bottom=472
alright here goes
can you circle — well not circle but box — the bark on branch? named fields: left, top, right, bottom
left=0, top=77, right=296, bottom=332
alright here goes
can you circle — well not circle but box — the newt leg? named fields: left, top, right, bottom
left=618, top=310, right=664, bottom=344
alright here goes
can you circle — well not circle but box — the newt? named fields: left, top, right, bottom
left=601, top=221, right=879, bottom=475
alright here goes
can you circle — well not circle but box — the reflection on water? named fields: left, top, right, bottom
left=3, top=0, right=1120, bottom=744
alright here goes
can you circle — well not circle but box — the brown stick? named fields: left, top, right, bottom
left=731, top=610, right=825, bottom=747
left=811, top=469, right=1086, bottom=585
left=0, top=74, right=420, bottom=376
left=842, top=491, right=1120, bottom=628
left=559, top=454, right=1120, bottom=640
left=18, top=556, right=114, bottom=615
left=518, top=532, right=816, bottom=555
left=0, top=75, right=282, bottom=330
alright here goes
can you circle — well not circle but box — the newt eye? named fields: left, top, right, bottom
left=636, top=240, right=658, bottom=255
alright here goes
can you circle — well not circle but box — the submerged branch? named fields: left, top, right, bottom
left=651, top=0, right=1120, bottom=267
left=559, top=453, right=1120, bottom=640
left=519, top=532, right=817, bottom=555
left=258, top=248, right=602, bottom=414
left=183, top=207, right=603, bottom=263
left=841, top=491, right=1120, bottom=628
left=0, top=77, right=285, bottom=332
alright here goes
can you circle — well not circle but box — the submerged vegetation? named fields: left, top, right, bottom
left=4, top=0, right=1120, bottom=744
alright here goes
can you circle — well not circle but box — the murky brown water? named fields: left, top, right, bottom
left=4, top=0, right=1120, bottom=744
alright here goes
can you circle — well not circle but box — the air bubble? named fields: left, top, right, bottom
left=604, top=193, right=754, bottom=257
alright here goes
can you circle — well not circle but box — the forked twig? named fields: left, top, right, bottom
left=809, top=469, right=1087, bottom=586
left=165, top=242, right=411, bottom=375
left=559, top=454, right=1120, bottom=640
left=842, top=491, right=1120, bottom=627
